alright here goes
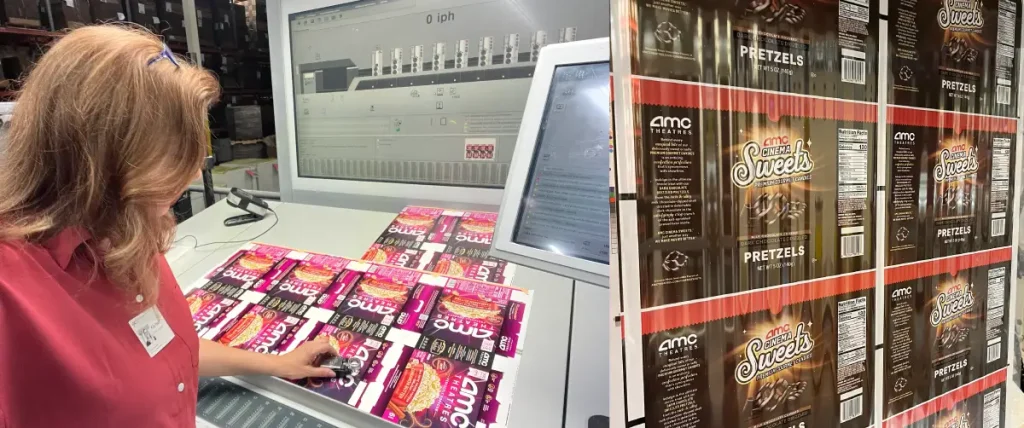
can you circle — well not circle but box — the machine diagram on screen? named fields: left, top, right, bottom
left=289, top=0, right=609, bottom=188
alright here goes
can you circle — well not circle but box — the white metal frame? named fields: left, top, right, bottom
left=269, top=0, right=508, bottom=209
left=490, top=37, right=610, bottom=287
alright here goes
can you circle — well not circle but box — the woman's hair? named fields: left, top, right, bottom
left=0, top=25, right=219, bottom=300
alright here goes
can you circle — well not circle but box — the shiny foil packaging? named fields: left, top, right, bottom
left=882, top=249, right=1011, bottom=417
left=885, top=109, right=1016, bottom=265
left=888, top=0, right=1020, bottom=117
left=882, top=369, right=1007, bottom=427
left=633, top=83, right=876, bottom=308
left=641, top=272, right=874, bottom=427
left=632, top=0, right=879, bottom=100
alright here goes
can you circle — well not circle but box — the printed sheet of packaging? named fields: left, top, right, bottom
left=622, top=1, right=883, bottom=427
left=363, top=207, right=517, bottom=284
left=881, top=368, right=1007, bottom=428
left=880, top=0, right=1021, bottom=422
left=885, top=110, right=1017, bottom=265
left=632, top=0, right=879, bottom=101
left=882, top=248, right=1012, bottom=420
left=888, top=0, right=1020, bottom=117
left=640, top=271, right=875, bottom=427
left=181, top=242, right=533, bottom=428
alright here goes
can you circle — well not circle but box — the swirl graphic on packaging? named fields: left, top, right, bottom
left=929, top=284, right=975, bottom=326
left=933, top=146, right=980, bottom=182
left=735, top=322, right=815, bottom=384
left=731, top=136, right=814, bottom=188
left=937, top=0, right=985, bottom=33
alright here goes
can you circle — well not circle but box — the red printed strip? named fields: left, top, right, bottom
left=630, top=77, right=877, bottom=123
left=888, top=105, right=1018, bottom=133
left=884, top=247, right=1012, bottom=285
left=640, top=271, right=874, bottom=335
left=882, top=368, right=1007, bottom=428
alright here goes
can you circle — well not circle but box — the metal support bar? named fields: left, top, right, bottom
left=182, top=0, right=202, bottom=65
left=187, top=185, right=282, bottom=201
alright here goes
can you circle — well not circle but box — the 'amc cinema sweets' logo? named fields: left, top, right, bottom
left=933, top=143, right=980, bottom=182
left=937, top=0, right=984, bottom=33
left=930, top=283, right=975, bottom=326
left=731, top=134, right=814, bottom=188
left=735, top=322, right=814, bottom=384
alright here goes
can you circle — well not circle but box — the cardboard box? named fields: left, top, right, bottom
left=125, top=0, right=159, bottom=34
left=156, top=0, right=184, bottom=42
left=195, top=5, right=214, bottom=46
left=42, top=0, right=91, bottom=30
left=88, top=0, right=122, bottom=23
left=0, top=0, right=41, bottom=28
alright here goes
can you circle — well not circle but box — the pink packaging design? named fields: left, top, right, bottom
left=298, top=319, right=387, bottom=403
left=375, top=206, right=446, bottom=250
left=216, top=305, right=301, bottom=354
left=274, top=318, right=322, bottom=355
left=262, top=254, right=349, bottom=305
left=185, top=289, right=242, bottom=333
left=250, top=258, right=299, bottom=293
left=198, top=301, right=254, bottom=341
left=361, top=342, right=416, bottom=416
left=479, top=371, right=504, bottom=425
left=496, top=301, right=526, bottom=358
left=429, top=253, right=513, bottom=285
left=317, top=270, right=363, bottom=310
left=206, top=244, right=291, bottom=289
left=396, top=284, right=441, bottom=333
left=383, top=336, right=492, bottom=428
left=338, top=265, right=421, bottom=327
left=423, top=281, right=511, bottom=352
left=450, top=211, right=498, bottom=251
left=427, top=214, right=462, bottom=244
left=361, top=244, right=433, bottom=270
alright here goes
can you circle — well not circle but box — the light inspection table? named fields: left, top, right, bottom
left=170, top=200, right=608, bottom=428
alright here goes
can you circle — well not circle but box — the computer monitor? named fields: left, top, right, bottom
left=491, top=38, right=610, bottom=286
left=279, top=0, right=610, bottom=208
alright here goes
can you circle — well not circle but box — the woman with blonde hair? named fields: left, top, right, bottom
left=0, top=26, right=336, bottom=426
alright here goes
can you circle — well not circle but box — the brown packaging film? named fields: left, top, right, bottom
left=632, top=0, right=879, bottom=101
left=883, top=248, right=1011, bottom=418
left=641, top=272, right=874, bottom=427
left=634, top=81, right=876, bottom=308
left=885, top=108, right=1017, bottom=265
left=888, top=0, right=1020, bottom=117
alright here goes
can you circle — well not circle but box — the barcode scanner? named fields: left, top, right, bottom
left=317, top=355, right=360, bottom=378
left=224, top=188, right=270, bottom=227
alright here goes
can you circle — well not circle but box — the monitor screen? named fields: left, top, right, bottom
left=288, top=0, right=609, bottom=188
left=512, top=62, right=611, bottom=264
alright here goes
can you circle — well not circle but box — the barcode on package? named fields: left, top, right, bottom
left=992, top=218, right=1006, bottom=237
left=997, top=85, right=1011, bottom=105
left=987, top=343, right=1001, bottom=363
left=840, top=395, right=863, bottom=422
left=841, top=234, right=865, bottom=258
left=842, top=58, right=866, bottom=84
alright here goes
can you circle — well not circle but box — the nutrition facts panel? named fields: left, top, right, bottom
left=513, top=62, right=611, bottom=264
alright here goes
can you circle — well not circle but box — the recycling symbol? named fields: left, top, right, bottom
left=894, top=377, right=907, bottom=392
left=895, top=227, right=910, bottom=242
left=662, top=251, right=689, bottom=272
left=655, top=22, right=681, bottom=44
left=899, top=66, right=913, bottom=82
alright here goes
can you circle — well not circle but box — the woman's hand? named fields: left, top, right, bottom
left=199, top=338, right=338, bottom=379
left=271, top=338, right=339, bottom=380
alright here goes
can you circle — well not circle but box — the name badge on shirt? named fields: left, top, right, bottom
left=129, top=305, right=175, bottom=357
